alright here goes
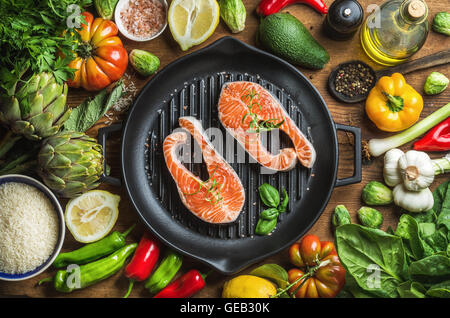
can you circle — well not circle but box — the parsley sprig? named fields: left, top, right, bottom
left=0, top=0, right=91, bottom=95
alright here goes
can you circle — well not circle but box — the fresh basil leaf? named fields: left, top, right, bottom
left=278, top=188, right=289, bottom=213
left=260, top=208, right=279, bottom=220
left=335, top=224, right=408, bottom=298
left=258, top=183, right=280, bottom=208
left=255, top=218, right=277, bottom=236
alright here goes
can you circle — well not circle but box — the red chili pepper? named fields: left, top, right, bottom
left=123, top=233, right=160, bottom=298
left=153, top=269, right=206, bottom=298
left=256, top=0, right=328, bottom=16
left=413, top=118, right=450, bottom=152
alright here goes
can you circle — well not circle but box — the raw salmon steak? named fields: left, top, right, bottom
left=163, top=116, right=245, bottom=224
left=218, top=81, right=316, bottom=170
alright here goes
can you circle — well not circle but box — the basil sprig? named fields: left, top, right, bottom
left=255, top=184, right=289, bottom=236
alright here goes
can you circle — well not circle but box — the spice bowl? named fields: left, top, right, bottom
left=327, top=60, right=377, bottom=104
left=115, top=0, right=168, bottom=42
left=0, top=174, right=65, bottom=281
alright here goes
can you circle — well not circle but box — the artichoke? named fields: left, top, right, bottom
left=0, top=72, right=71, bottom=140
left=37, top=132, right=104, bottom=198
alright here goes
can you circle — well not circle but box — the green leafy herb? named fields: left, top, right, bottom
left=240, top=88, right=285, bottom=133
left=63, top=80, right=125, bottom=132
left=258, top=183, right=280, bottom=208
left=0, top=0, right=91, bottom=94
left=335, top=224, right=408, bottom=298
left=255, top=184, right=290, bottom=236
left=337, top=180, right=450, bottom=298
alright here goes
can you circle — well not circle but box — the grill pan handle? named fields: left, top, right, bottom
left=98, top=123, right=123, bottom=187
left=334, top=123, right=362, bottom=187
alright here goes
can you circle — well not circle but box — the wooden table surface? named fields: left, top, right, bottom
left=1, top=0, right=448, bottom=298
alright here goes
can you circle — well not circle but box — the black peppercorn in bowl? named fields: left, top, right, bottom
left=327, top=60, right=377, bottom=103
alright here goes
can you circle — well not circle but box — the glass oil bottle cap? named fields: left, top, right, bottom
left=407, top=0, right=426, bottom=19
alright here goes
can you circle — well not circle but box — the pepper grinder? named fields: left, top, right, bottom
left=323, top=0, right=364, bottom=40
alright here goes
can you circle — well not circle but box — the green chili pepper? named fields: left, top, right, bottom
left=39, top=243, right=137, bottom=293
left=260, top=208, right=279, bottom=220
left=255, top=218, right=278, bottom=235
left=145, top=250, right=183, bottom=294
left=259, top=183, right=280, bottom=208
left=52, top=225, right=135, bottom=268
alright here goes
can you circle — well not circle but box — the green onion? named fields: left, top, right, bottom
left=368, top=103, right=450, bottom=157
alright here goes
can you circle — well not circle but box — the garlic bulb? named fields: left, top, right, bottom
left=393, top=184, right=434, bottom=213
left=383, top=149, right=404, bottom=187
left=398, top=150, right=435, bottom=191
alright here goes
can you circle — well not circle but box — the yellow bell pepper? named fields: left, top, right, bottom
left=365, top=73, right=423, bottom=132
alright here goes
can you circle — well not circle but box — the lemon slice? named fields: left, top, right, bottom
left=168, top=0, right=220, bottom=51
left=65, top=190, right=120, bottom=243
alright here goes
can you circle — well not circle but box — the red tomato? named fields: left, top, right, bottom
left=288, top=235, right=345, bottom=298
left=67, top=12, right=128, bottom=91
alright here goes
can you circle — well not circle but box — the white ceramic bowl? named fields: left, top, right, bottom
left=115, top=0, right=168, bottom=42
left=0, top=175, right=65, bottom=281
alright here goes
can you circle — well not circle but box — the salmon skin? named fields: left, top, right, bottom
left=218, top=81, right=316, bottom=170
left=163, top=116, right=245, bottom=224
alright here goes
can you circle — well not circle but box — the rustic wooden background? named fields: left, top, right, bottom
left=0, top=0, right=448, bottom=298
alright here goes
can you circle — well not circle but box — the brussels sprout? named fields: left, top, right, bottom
left=94, top=0, right=119, bottom=20
left=424, top=72, right=449, bottom=95
left=357, top=207, right=383, bottom=229
left=219, top=0, right=246, bottom=33
left=332, top=205, right=351, bottom=228
left=129, top=50, right=160, bottom=77
left=362, top=181, right=393, bottom=206
left=432, top=12, right=450, bottom=36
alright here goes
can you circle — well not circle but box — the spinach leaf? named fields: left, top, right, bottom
left=426, top=280, right=450, bottom=298
left=397, top=281, right=427, bottom=298
left=342, top=272, right=377, bottom=298
left=431, top=181, right=450, bottom=216
left=409, top=255, right=450, bottom=285
left=423, top=228, right=448, bottom=253
left=335, top=224, right=408, bottom=298
left=395, top=214, right=424, bottom=260
left=437, top=184, right=450, bottom=231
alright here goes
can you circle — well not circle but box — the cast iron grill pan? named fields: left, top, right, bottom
left=144, top=72, right=312, bottom=239
left=99, top=37, right=361, bottom=274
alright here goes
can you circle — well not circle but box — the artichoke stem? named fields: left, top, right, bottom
left=0, top=131, right=22, bottom=159
left=0, top=159, right=37, bottom=176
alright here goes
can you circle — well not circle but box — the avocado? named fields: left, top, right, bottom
left=258, top=13, right=330, bottom=70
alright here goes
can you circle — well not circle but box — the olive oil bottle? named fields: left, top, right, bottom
left=360, top=0, right=429, bottom=66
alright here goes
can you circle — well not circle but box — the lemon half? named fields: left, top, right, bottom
left=168, top=0, right=220, bottom=51
left=65, top=190, right=120, bottom=243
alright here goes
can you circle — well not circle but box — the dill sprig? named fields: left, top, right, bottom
left=183, top=166, right=224, bottom=206
left=240, top=87, right=285, bottom=133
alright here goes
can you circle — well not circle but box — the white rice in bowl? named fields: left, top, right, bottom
left=0, top=182, right=59, bottom=274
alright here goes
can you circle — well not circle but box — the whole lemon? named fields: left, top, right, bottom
left=222, top=275, right=277, bottom=298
